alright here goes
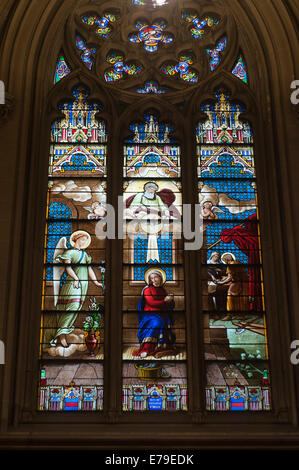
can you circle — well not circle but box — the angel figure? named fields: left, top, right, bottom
left=83, top=201, right=107, bottom=220
left=199, top=184, right=256, bottom=218
left=48, top=230, right=103, bottom=348
left=200, top=200, right=224, bottom=220
left=83, top=183, right=107, bottom=219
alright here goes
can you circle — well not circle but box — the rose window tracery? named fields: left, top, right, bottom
left=132, top=80, right=168, bottom=94
left=128, top=20, right=174, bottom=53
left=81, top=12, right=120, bottom=39
left=206, top=37, right=227, bottom=71
left=161, top=53, right=199, bottom=83
left=182, top=12, right=219, bottom=39
left=104, top=51, right=143, bottom=82
left=66, top=0, right=247, bottom=92
left=76, top=35, right=96, bottom=70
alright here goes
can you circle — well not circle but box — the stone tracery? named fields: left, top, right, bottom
left=68, top=0, right=235, bottom=91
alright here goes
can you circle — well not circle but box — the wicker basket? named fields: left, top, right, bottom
left=135, top=364, right=163, bottom=380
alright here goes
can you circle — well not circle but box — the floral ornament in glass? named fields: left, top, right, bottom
left=81, top=12, right=120, bottom=39
left=161, top=54, right=199, bottom=83
left=134, top=80, right=167, bottom=94
left=97, top=261, right=106, bottom=293
left=83, top=297, right=104, bottom=356
left=182, top=12, right=219, bottom=39
left=206, top=37, right=227, bottom=71
left=54, top=55, right=71, bottom=84
left=104, top=52, right=143, bottom=82
left=84, top=297, right=104, bottom=332
left=129, top=20, right=173, bottom=52
left=76, top=36, right=96, bottom=70
left=232, top=54, right=248, bottom=84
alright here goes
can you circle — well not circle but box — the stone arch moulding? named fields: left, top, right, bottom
left=0, top=92, right=15, bottom=128
left=0, top=0, right=298, bottom=447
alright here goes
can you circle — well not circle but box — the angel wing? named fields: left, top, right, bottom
left=211, top=206, right=225, bottom=213
left=83, top=205, right=94, bottom=213
left=93, top=183, right=107, bottom=204
left=198, top=185, right=220, bottom=206
left=218, top=193, right=256, bottom=214
left=53, top=236, right=68, bottom=307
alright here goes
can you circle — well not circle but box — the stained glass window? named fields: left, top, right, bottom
left=39, top=86, right=107, bottom=411
left=122, top=112, right=187, bottom=411
left=133, top=81, right=167, bottom=94
left=232, top=55, right=248, bottom=84
left=196, top=90, right=271, bottom=411
left=133, top=0, right=168, bottom=6
left=104, top=51, right=142, bottom=82
left=76, top=36, right=96, bottom=70
left=129, top=21, right=173, bottom=53
left=54, top=55, right=71, bottom=84
left=81, top=12, right=119, bottom=39
left=182, top=12, right=219, bottom=39
left=161, top=54, right=199, bottom=83
left=41, top=1, right=274, bottom=420
left=206, top=37, right=227, bottom=71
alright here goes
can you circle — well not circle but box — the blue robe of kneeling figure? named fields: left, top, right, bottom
left=137, top=285, right=176, bottom=346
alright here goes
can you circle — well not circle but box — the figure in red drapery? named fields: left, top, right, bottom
left=220, top=213, right=263, bottom=312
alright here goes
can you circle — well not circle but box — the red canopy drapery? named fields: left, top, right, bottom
left=220, top=214, right=263, bottom=312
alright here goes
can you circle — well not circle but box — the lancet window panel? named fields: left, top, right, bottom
left=122, top=111, right=188, bottom=411
left=38, top=86, right=107, bottom=411
left=197, top=90, right=271, bottom=411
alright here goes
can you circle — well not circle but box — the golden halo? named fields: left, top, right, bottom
left=144, top=268, right=167, bottom=286
left=70, top=230, right=91, bottom=249
left=221, top=252, right=236, bottom=264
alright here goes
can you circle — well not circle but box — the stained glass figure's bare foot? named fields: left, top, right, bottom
left=60, top=335, right=68, bottom=348
left=154, top=348, right=177, bottom=358
left=221, top=315, right=232, bottom=321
